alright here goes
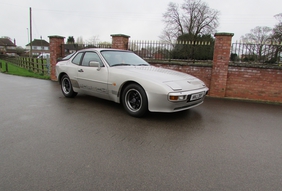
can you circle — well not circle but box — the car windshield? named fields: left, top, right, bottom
left=100, top=50, right=150, bottom=67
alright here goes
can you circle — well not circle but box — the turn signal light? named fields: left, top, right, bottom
left=169, top=96, right=179, bottom=101
left=169, top=95, right=186, bottom=101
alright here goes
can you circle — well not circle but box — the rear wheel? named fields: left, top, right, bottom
left=61, top=74, right=77, bottom=98
left=122, top=84, right=148, bottom=117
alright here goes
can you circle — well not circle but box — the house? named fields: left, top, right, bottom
left=0, top=38, right=17, bottom=56
left=26, top=39, right=50, bottom=56
left=64, top=43, right=84, bottom=55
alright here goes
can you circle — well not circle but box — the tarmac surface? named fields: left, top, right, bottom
left=0, top=72, right=282, bottom=191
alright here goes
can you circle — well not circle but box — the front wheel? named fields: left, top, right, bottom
left=60, top=74, right=77, bottom=98
left=121, top=84, right=148, bottom=117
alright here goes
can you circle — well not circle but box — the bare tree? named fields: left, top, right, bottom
left=241, top=26, right=272, bottom=44
left=272, top=13, right=282, bottom=42
left=160, top=0, right=220, bottom=43
left=271, top=13, right=282, bottom=63
left=76, top=36, right=84, bottom=45
left=160, top=2, right=183, bottom=43
left=86, top=36, right=100, bottom=45
left=240, top=26, right=273, bottom=62
left=182, top=0, right=219, bottom=36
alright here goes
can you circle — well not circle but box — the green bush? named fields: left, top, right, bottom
left=172, top=34, right=214, bottom=60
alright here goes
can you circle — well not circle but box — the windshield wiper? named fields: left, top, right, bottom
left=137, top=64, right=149, bottom=66
left=111, top=63, right=132, bottom=67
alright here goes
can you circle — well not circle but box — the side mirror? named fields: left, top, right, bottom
left=89, top=61, right=101, bottom=71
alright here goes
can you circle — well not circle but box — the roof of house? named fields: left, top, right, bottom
left=26, top=39, right=49, bottom=46
left=0, top=38, right=16, bottom=46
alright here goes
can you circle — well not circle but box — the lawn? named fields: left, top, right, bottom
left=0, top=59, right=50, bottom=80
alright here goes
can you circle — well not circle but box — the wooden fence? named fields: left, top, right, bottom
left=0, top=61, right=8, bottom=72
left=1, top=57, right=50, bottom=76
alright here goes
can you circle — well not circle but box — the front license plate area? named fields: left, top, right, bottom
left=190, top=92, right=205, bottom=101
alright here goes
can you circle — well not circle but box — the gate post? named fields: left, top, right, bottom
left=48, top=35, right=65, bottom=81
left=111, top=34, right=130, bottom=50
left=209, top=33, right=234, bottom=97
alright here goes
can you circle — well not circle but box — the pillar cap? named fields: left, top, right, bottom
left=48, top=35, right=65, bottom=39
left=111, top=34, right=130, bottom=38
left=214, top=32, right=234, bottom=37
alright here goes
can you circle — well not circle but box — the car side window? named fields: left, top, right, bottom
left=72, top=53, right=84, bottom=65
left=81, top=52, right=104, bottom=67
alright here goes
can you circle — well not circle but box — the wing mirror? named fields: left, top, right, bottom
left=89, top=61, right=101, bottom=71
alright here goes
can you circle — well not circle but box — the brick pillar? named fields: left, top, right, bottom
left=48, top=35, right=65, bottom=81
left=111, top=34, right=130, bottom=50
left=209, top=33, right=234, bottom=97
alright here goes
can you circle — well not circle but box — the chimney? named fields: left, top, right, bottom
left=14, top=38, right=16, bottom=46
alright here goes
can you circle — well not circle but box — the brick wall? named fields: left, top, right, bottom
left=148, top=62, right=282, bottom=103
left=146, top=32, right=281, bottom=104
left=226, top=66, right=282, bottom=102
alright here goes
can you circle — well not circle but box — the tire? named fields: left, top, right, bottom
left=121, top=83, right=148, bottom=117
left=61, top=74, right=77, bottom=98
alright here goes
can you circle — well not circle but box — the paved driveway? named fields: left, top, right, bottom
left=0, top=73, right=282, bottom=191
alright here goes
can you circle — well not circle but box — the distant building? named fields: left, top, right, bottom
left=64, top=44, right=82, bottom=55
left=26, top=39, right=50, bottom=56
left=0, top=38, right=17, bottom=56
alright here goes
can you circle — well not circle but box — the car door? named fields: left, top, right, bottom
left=76, top=51, right=109, bottom=99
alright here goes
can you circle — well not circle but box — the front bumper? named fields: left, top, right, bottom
left=147, top=87, right=209, bottom=113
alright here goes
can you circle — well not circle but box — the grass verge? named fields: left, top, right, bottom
left=0, top=59, right=50, bottom=80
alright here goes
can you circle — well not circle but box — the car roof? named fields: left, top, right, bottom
left=78, top=48, right=129, bottom=52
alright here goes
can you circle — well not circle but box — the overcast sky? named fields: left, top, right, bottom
left=1, top=0, right=281, bottom=47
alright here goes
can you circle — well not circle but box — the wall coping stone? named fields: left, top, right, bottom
left=48, top=35, right=65, bottom=39
left=147, top=59, right=282, bottom=70
left=146, top=59, right=212, bottom=67
left=230, top=62, right=282, bottom=69
left=111, top=34, right=130, bottom=38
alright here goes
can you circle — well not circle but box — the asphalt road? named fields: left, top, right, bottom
left=0, top=73, right=282, bottom=191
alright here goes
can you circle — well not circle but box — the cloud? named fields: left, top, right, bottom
left=1, top=0, right=281, bottom=47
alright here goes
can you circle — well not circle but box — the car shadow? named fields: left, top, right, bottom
left=59, top=93, right=205, bottom=130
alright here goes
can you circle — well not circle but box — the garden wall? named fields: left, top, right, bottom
left=149, top=61, right=282, bottom=103
left=226, top=65, right=282, bottom=103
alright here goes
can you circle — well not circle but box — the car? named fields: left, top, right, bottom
left=56, top=48, right=209, bottom=117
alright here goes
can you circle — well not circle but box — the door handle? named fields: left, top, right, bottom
left=78, top=69, right=84, bottom=72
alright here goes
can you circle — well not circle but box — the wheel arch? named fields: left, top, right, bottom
left=58, top=72, right=67, bottom=84
left=118, top=81, right=147, bottom=103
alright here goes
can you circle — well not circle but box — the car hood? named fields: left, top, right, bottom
left=117, top=66, right=206, bottom=91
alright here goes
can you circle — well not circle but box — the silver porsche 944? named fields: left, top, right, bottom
left=56, top=48, right=209, bottom=117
